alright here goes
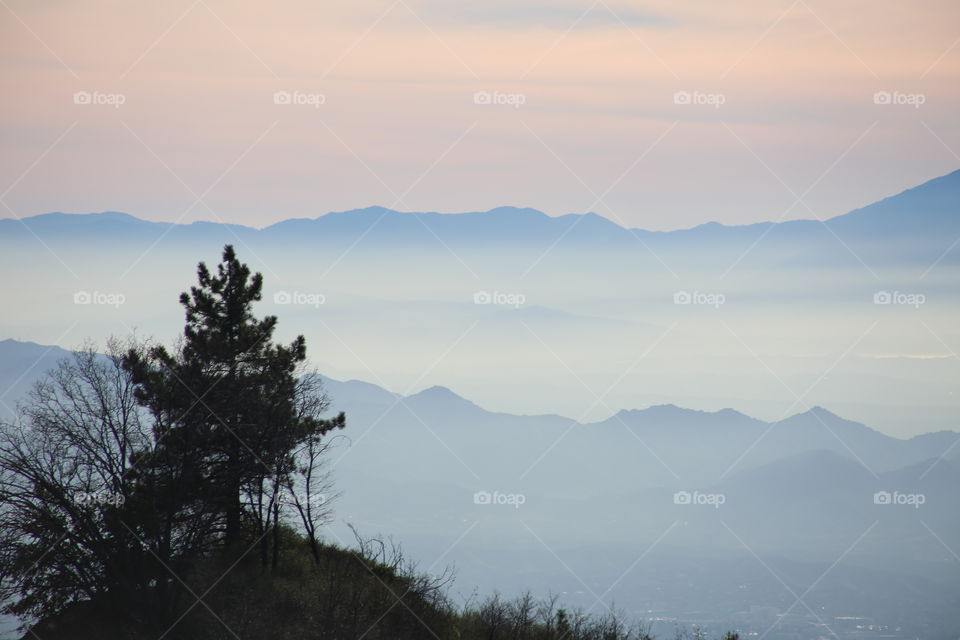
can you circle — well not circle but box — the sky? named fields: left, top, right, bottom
left=1, top=0, right=959, bottom=230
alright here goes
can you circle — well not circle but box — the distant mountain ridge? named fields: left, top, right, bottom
left=3, top=339, right=955, bottom=479
left=3, top=168, right=958, bottom=243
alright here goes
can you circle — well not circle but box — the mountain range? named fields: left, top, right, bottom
left=2, top=170, right=959, bottom=637
left=2, top=338, right=956, bottom=546
left=2, top=168, right=959, bottom=267
left=1, top=339, right=958, bottom=637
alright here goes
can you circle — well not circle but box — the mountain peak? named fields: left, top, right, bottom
left=0, top=337, right=71, bottom=353
left=322, top=205, right=396, bottom=219
left=613, top=403, right=695, bottom=420
left=400, top=385, right=490, bottom=419
left=484, top=206, right=548, bottom=217
left=714, top=407, right=752, bottom=420
left=16, top=210, right=148, bottom=225
left=797, top=405, right=843, bottom=421
left=413, top=385, right=460, bottom=398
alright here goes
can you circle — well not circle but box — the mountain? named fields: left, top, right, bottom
left=3, top=339, right=959, bottom=637
left=262, top=205, right=630, bottom=246
left=594, top=402, right=957, bottom=480
left=0, top=339, right=74, bottom=420
left=828, top=167, right=960, bottom=234
left=2, top=169, right=958, bottom=262
left=3, top=339, right=956, bottom=507
left=401, top=385, right=493, bottom=422
left=3, top=171, right=959, bottom=442
left=3, top=339, right=956, bottom=481
left=3, top=170, right=959, bottom=639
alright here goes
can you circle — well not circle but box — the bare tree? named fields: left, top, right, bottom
left=0, top=339, right=151, bottom=624
left=284, top=373, right=344, bottom=564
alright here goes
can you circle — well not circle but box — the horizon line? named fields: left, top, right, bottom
left=5, top=166, right=956, bottom=233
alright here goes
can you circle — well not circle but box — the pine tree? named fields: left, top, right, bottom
left=124, top=245, right=344, bottom=554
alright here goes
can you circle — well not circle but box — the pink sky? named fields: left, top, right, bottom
left=1, top=0, right=958, bottom=229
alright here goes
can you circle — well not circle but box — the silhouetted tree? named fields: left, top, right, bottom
left=0, top=339, right=152, bottom=625
left=123, top=245, right=344, bottom=558
left=0, top=246, right=345, bottom=634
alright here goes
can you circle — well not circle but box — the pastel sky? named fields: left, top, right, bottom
left=1, top=0, right=958, bottom=230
